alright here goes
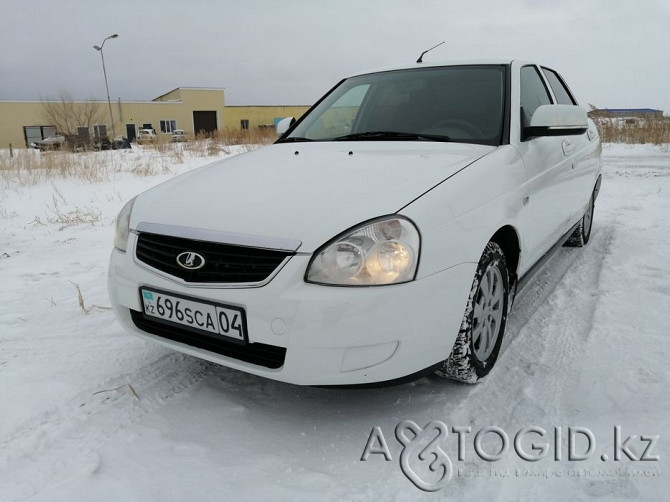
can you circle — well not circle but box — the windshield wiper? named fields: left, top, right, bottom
left=276, top=136, right=313, bottom=143
left=332, top=131, right=451, bottom=142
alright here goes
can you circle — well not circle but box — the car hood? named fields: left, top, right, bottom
left=131, top=142, right=494, bottom=253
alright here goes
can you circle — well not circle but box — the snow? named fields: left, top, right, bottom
left=1, top=143, right=669, bottom=501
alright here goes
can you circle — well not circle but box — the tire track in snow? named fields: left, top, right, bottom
left=503, top=223, right=615, bottom=419
left=330, top=225, right=618, bottom=502
left=442, top=224, right=615, bottom=420
left=473, top=225, right=615, bottom=502
left=0, top=351, right=213, bottom=501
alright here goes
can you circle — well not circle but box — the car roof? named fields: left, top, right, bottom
left=350, top=58, right=521, bottom=77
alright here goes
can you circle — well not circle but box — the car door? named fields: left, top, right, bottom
left=514, top=64, right=575, bottom=270
left=540, top=66, right=599, bottom=225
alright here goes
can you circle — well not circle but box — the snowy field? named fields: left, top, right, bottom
left=1, top=143, right=668, bottom=501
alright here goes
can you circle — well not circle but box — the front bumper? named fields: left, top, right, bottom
left=108, top=233, right=476, bottom=386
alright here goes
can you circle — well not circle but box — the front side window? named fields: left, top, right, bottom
left=520, top=65, right=552, bottom=127
left=284, top=66, right=507, bottom=146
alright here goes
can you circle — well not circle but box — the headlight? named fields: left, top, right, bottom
left=306, top=216, right=420, bottom=286
left=113, top=197, right=136, bottom=252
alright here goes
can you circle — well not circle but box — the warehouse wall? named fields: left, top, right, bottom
left=0, top=88, right=309, bottom=148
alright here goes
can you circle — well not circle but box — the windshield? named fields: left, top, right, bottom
left=284, top=65, right=506, bottom=146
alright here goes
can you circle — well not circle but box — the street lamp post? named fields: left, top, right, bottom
left=93, top=34, right=119, bottom=140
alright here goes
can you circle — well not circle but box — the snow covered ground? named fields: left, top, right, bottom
left=1, top=143, right=668, bottom=501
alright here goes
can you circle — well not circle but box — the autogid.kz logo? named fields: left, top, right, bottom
left=396, top=421, right=452, bottom=491
left=360, top=422, right=660, bottom=492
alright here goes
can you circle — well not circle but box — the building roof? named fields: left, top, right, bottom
left=152, top=87, right=226, bottom=102
left=601, top=108, right=663, bottom=114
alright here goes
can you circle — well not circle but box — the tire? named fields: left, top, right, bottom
left=436, top=242, right=510, bottom=383
left=564, top=193, right=594, bottom=247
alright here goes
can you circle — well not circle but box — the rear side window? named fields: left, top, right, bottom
left=520, top=66, right=552, bottom=126
left=542, top=68, right=577, bottom=105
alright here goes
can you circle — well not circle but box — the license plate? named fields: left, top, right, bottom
left=139, top=288, right=247, bottom=341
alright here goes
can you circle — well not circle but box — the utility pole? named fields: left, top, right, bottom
left=93, top=34, right=119, bottom=140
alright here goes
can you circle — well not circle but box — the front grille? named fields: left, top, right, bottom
left=130, top=310, right=286, bottom=369
left=136, top=232, right=293, bottom=284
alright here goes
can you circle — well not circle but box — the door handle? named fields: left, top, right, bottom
left=562, top=138, right=574, bottom=156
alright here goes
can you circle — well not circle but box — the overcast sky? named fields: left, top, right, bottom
left=2, top=0, right=669, bottom=112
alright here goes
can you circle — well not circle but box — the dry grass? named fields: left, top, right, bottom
left=0, top=127, right=276, bottom=188
left=589, top=115, right=670, bottom=145
left=0, top=150, right=119, bottom=187
left=182, top=136, right=229, bottom=157
left=93, top=383, right=139, bottom=400
left=70, top=281, right=112, bottom=314
left=129, top=157, right=172, bottom=177
left=45, top=197, right=102, bottom=226
left=0, top=147, right=177, bottom=188
left=218, top=127, right=277, bottom=148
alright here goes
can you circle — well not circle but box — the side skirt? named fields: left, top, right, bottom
left=516, top=221, right=581, bottom=294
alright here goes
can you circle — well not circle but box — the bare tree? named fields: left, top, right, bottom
left=40, top=92, right=106, bottom=136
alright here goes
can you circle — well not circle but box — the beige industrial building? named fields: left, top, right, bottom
left=0, top=87, right=309, bottom=148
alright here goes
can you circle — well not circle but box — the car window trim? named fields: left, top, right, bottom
left=275, top=78, right=347, bottom=142
left=501, top=63, right=511, bottom=145
left=540, top=66, right=578, bottom=106
left=519, top=64, right=554, bottom=141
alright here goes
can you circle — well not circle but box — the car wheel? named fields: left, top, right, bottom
left=436, top=242, right=510, bottom=383
left=564, top=193, right=594, bottom=247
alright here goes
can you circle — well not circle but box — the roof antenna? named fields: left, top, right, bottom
left=416, top=41, right=445, bottom=63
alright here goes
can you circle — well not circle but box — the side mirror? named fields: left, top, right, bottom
left=524, top=105, right=588, bottom=139
left=276, top=117, right=295, bottom=136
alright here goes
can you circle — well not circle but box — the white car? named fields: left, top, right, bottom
left=32, top=134, right=66, bottom=150
left=171, top=129, right=187, bottom=142
left=108, top=59, right=601, bottom=386
left=137, top=129, right=156, bottom=143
